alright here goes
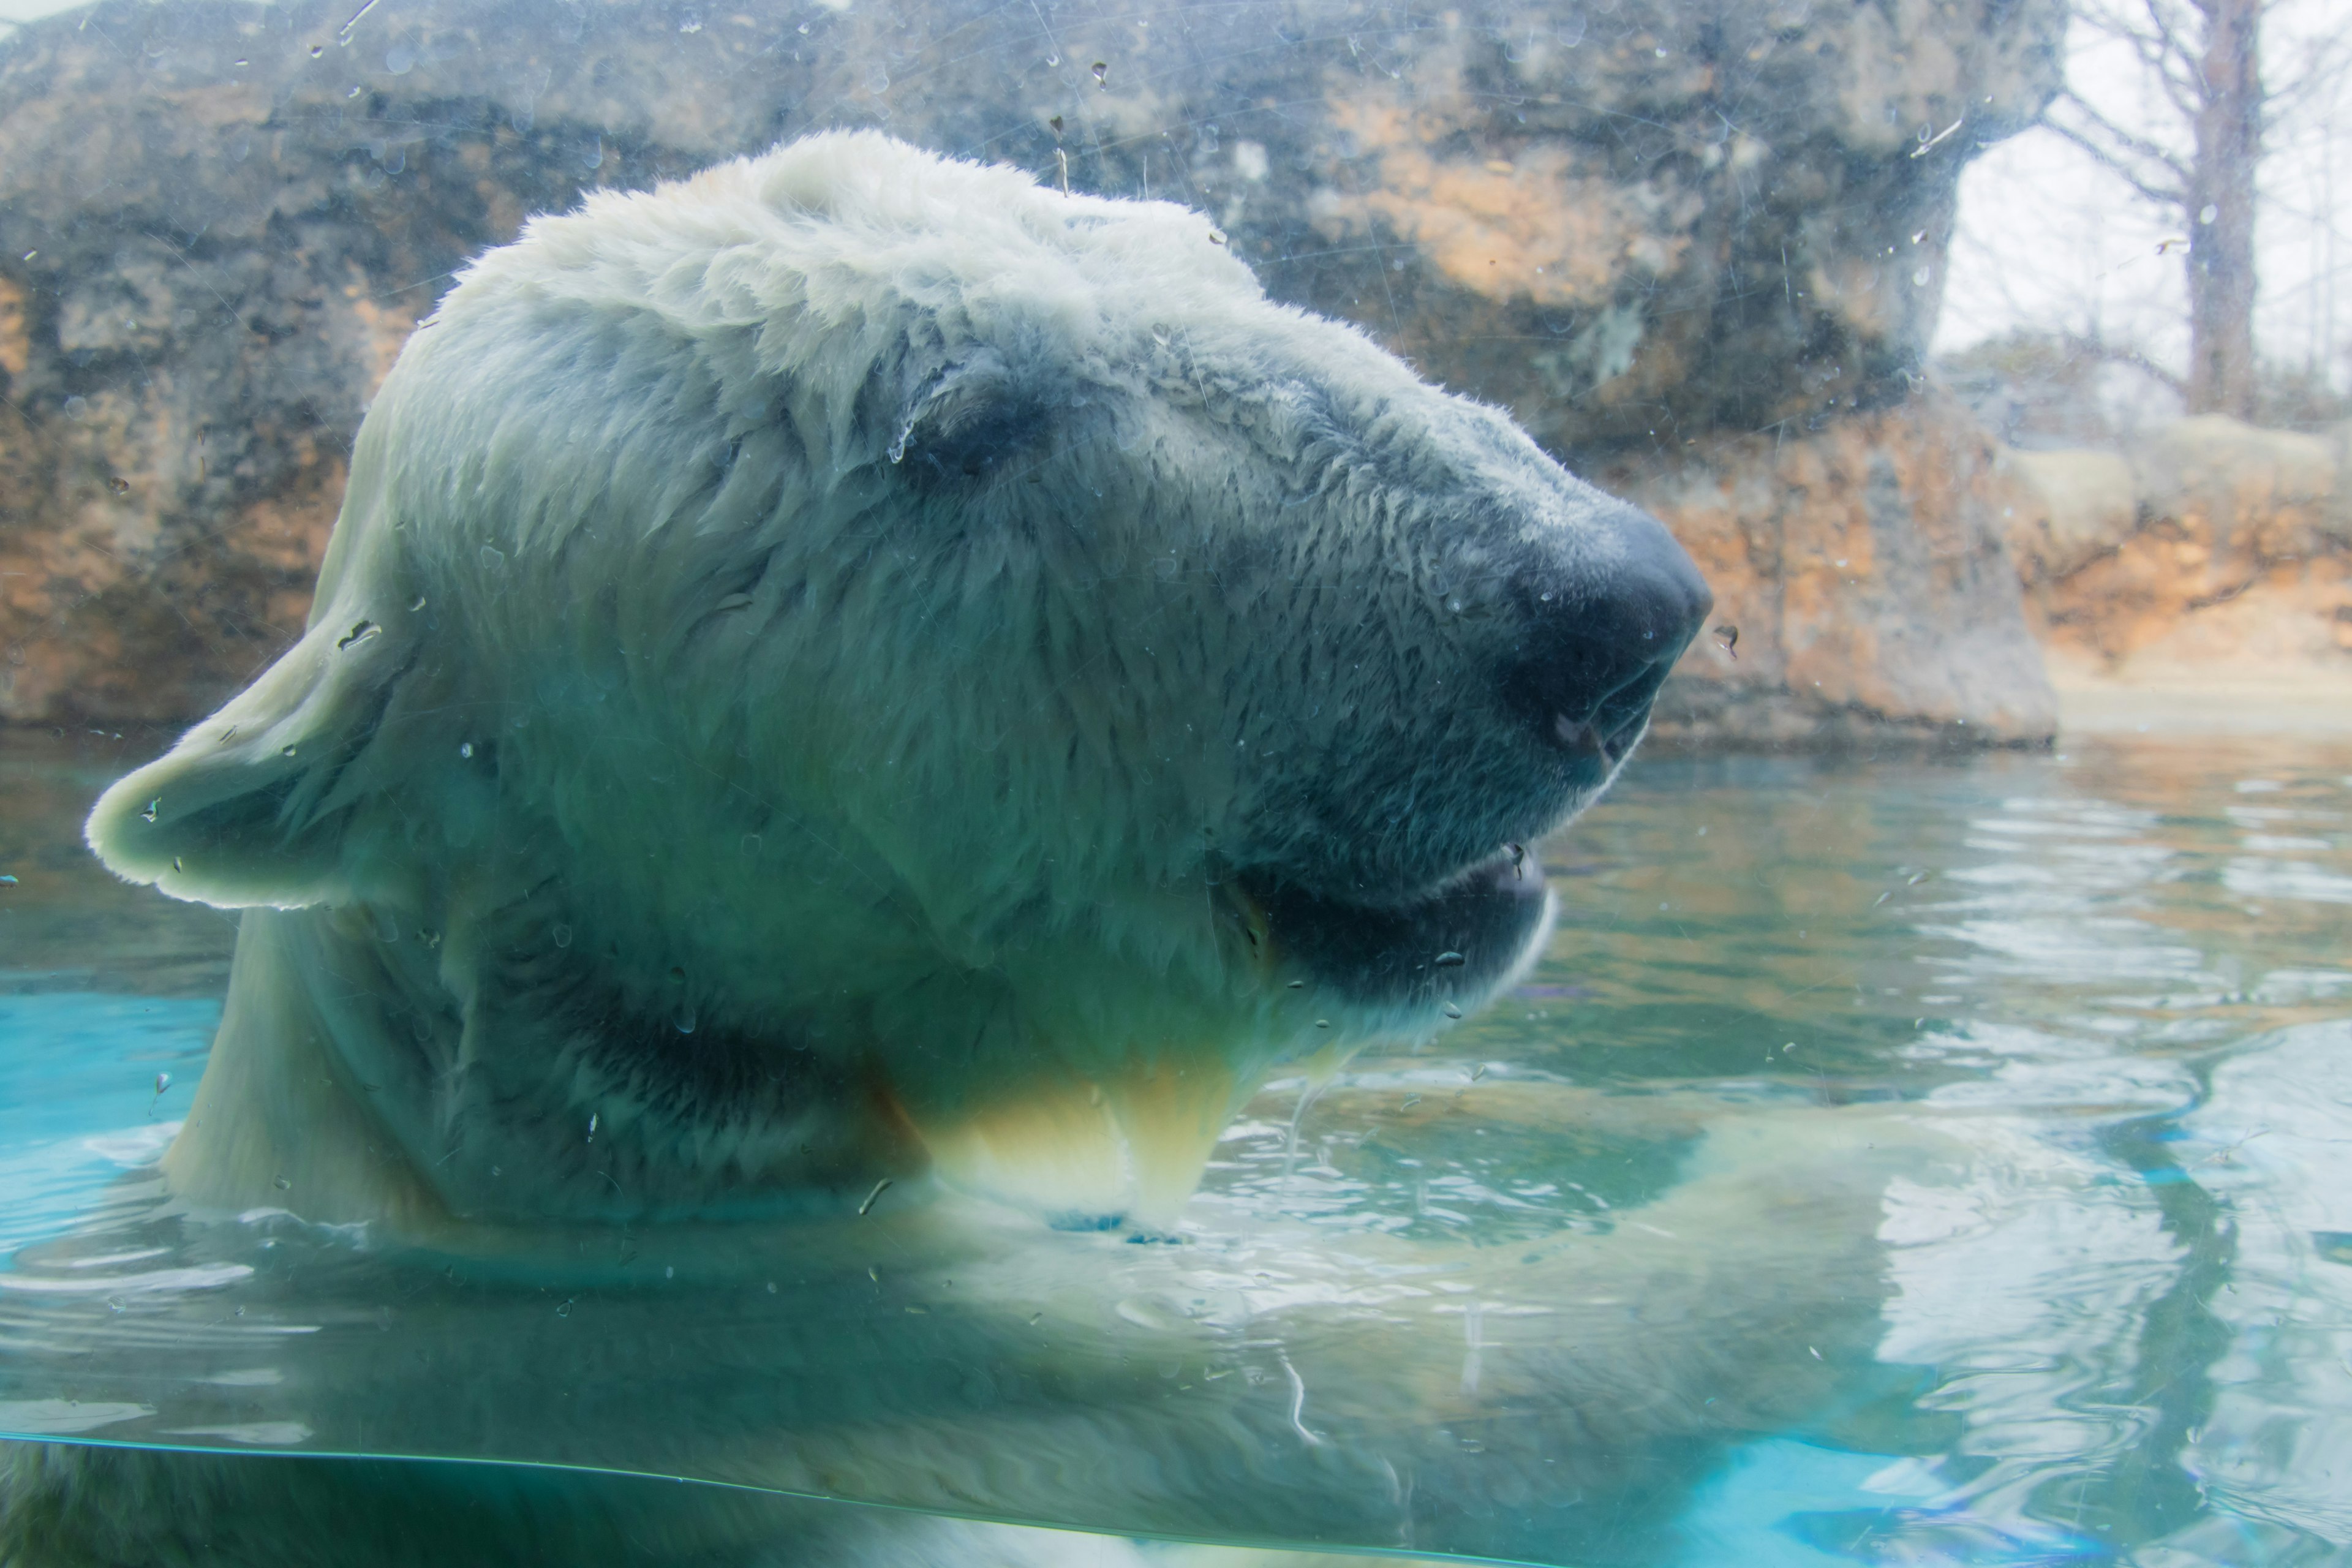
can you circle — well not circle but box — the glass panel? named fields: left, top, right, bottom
left=2, top=0, right=2346, bottom=1561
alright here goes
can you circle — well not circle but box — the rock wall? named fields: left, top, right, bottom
left=2007, top=416, right=2352, bottom=677
left=0, top=0, right=2064, bottom=742
left=1622, top=393, right=2056, bottom=747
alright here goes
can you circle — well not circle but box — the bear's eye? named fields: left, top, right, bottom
left=892, top=353, right=1054, bottom=487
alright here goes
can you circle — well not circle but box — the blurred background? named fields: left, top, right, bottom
left=0, top=0, right=2345, bottom=748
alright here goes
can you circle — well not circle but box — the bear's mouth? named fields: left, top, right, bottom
left=1234, top=846, right=1555, bottom=1014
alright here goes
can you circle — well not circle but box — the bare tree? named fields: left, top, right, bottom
left=2043, top=0, right=2342, bottom=417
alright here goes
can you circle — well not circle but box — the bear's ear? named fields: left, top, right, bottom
left=86, top=603, right=416, bottom=910
left=891, top=349, right=1057, bottom=486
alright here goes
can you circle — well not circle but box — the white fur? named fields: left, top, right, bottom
left=86, top=132, right=1645, bottom=1233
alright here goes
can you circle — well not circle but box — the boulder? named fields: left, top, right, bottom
left=2018, top=416, right=2352, bottom=674
left=2005, top=448, right=2138, bottom=579
left=0, top=0, right=2065, bottom=743
left=1624, top=394, right=2057, bottom=747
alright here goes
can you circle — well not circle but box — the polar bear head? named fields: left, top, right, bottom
left=86, top=134, right=1708, bottom=1234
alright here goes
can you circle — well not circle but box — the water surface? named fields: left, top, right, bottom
left=2, top=728, right=2348, bottom=1565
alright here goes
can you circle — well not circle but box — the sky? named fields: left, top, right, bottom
left=4, top=0, right=2346, bottom=406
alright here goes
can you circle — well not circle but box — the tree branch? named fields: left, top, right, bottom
left=2074, top=334, right=2188, bottom=396
left=2043, top=95, right=2193, bottom=204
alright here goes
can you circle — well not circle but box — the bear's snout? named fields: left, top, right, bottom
left=1500, top=502, right=1712, bottom=776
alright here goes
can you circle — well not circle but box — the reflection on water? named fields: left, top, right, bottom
left=2, top=728, right=2349, bottom=1565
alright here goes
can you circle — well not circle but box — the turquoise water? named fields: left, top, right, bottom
left=2, top=728, right=2349, bottom=1564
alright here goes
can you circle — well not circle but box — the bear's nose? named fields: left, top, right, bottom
left=1502, top=503, right=1713, bottom=766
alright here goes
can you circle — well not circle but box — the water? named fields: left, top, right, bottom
left=2, top=727, right=2349, bottom=1564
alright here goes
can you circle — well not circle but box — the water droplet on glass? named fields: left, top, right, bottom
left=1045, top=50, right=1061, bottom=64
left=108, top=475, right=130, bottom=495
left=859, top=1177, right=893, bottom=1216
left=479, top=543, right=505, bottom=570
left=587, top=1112, right=599, bottom=1141
left=140, top=797, right=159, bottom=823
left=553, top=923, right=572, bottom=948
left=1441, top=1001, right=1463, bottom=1019
left=410, top=595, right=426, bottom=611
left=310, top=43, right=324, bottom=56
left=172, top=856, right=182, bottom=872
left=273, top=1175, right=291, bottom=1189
left=677, top=9, right=701, bottom=31
left=2199, top=203, right=2218, bottom=225
left=281, top=744, right=297, bottom=758
left=1315, top=1019, right=1331, bottom=1028
left=153, top=1071, right=172, bottom=1096
left=556, top=1298, right=572, bottom=1317
left=741, top=831, right=763, bottom=855
left=1434, top=951, right=1466, bottom=967
left=1714, top=624, right=1739, bottom=657
left=1091, top=60, right=1107, bottom=86
left=673, top=1002, right=696, bottom=1034
left=1286, top=978, right=1305, bottom=989
left=459, top=741, right=474, bottom=759
left=107, top=1297, right=126, bottom=1313
left=1912, top=266, right=1932, bottom=286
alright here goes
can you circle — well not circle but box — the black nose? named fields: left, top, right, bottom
left=1502, top=504, right=1712, bottom=766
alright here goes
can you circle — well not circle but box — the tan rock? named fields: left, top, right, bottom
left=2013, top=421, right=2352, bottom=710
left=2005, top=448, right=2138, bottom=579
left=1611, top=394, right=2057, bottom=747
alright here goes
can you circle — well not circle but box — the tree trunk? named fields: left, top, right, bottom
left=2185, top=0, right=2263, bottom=417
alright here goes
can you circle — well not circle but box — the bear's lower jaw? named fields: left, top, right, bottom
left=1240, top=846, right=1555, bottom=1015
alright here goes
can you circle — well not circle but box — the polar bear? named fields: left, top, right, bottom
left=18, top=132, right=1815, bottom=1564
left=80, top=130, right=1709, bottom=1240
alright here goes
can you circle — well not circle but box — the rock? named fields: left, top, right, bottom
left=2005, top=448, right=2138, bottom=579
left=1618, top=393, right=2057, bottom=747
left=2019, top=415, right=2351, bottom=676
left=0, top=0, right=2064, bottom=742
